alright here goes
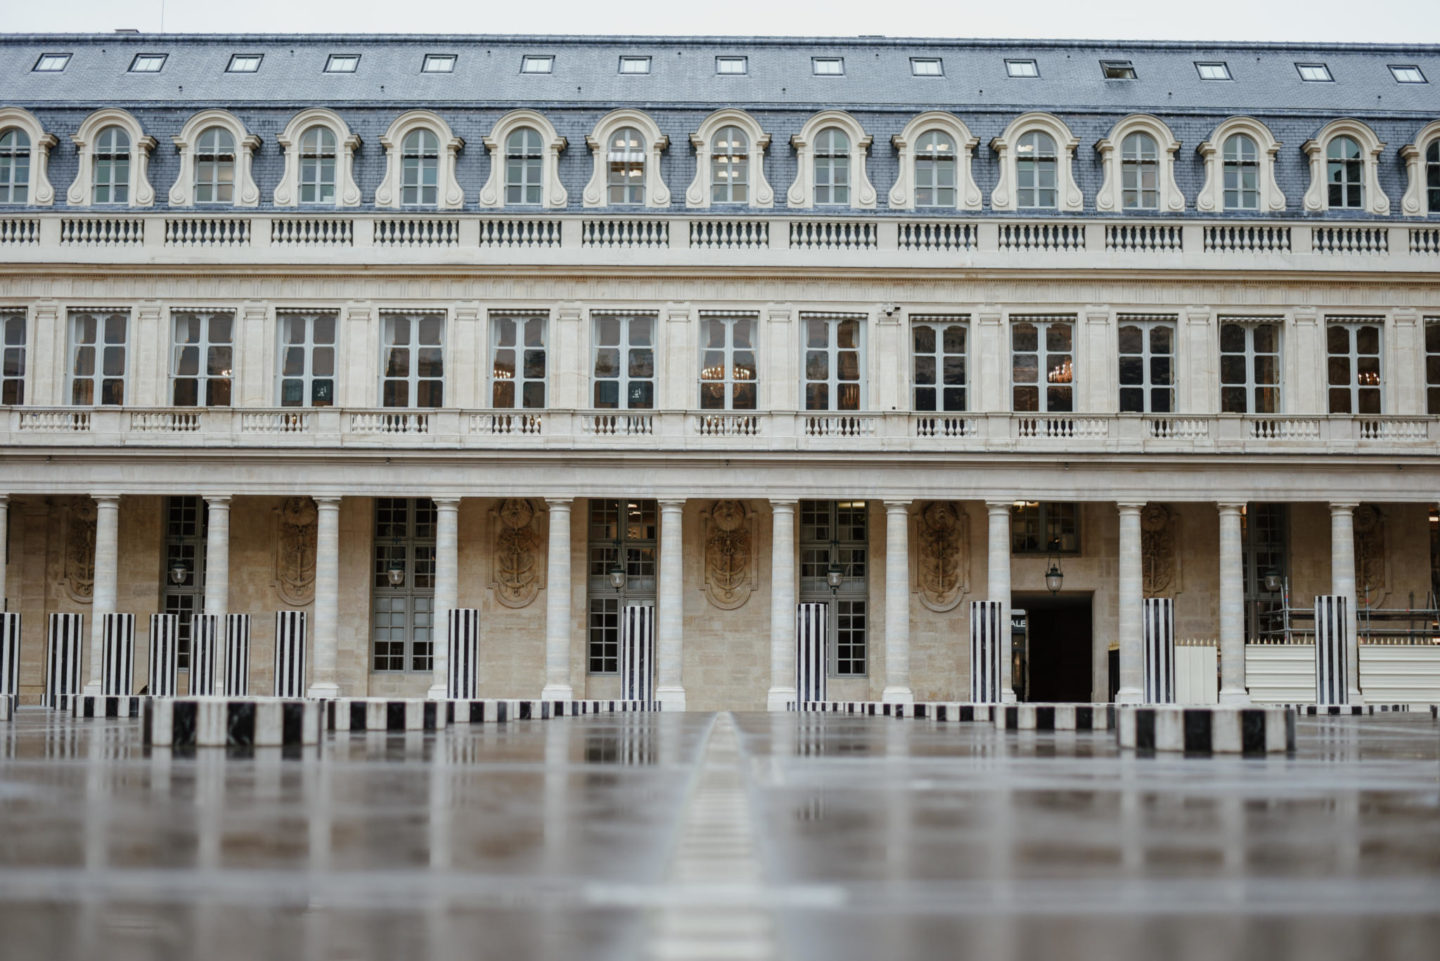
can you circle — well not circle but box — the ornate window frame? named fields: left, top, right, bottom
left=787, top=110, right=875, bottom=209
left=989, top=112, right=1083, bottom=212
left=1399, top=120, right=1440, bottom=217
left=686, top=108, right=772, bottom=208
left=478, top=109, right=568, bottom=209
left=168, top=109, right=261, bottom=207
left=274, top=108, right=361, bottom=207
left=583, top=109, right=669, bottom=208
left=67, top=108, right=155, bottom=207
left=1095, top=114, right=1185, bottom=213
left=1196, top=116, right=1285, bottom=213
left=375, top=110, right=464, bottom=210
left=1302, top=118, right=1390, bottom=215
left=888, top=111, right=981, bottom=211
left=0, top=107, right=57, bottom=206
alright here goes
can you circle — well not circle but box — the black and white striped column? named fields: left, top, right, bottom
left=969, top=600, right=1003, bottom=703
left=446, top=608, right=480, bottom=700
left=621, top=603, right=655, bottom=703
left=223, top=614, right=251, bottom=697
left=190, top=613, right=220, bottom=696
left=795, top=602, right=827, bottom=704
left=100, top=613, right=135, bottom=696
left=44, top=613, right=84, bottom=708
left=1142, top=597, right=1175, bottom=704
left=274, top=611, right=307, bottom=698
left=1314, top=594, right=1349, bottom=705
left=148, top=614, right=179, bottom=697
left=0, top=612, right=20, bottom=703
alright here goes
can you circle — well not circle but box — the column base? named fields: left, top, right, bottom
left=540, top=683, right=574, bottom=701
left=1347, top=687, right=1365, bottom=706
left=766, top=686, right=797, bottom=712
left=656, top=686, right=687, bottom=712
left=425, top=683, right=448, bottom=700
left=306, top=682, right=340, bottom=698
left=1001, top=689, right=1018, bottom=704
left=1114, top=687, right=1143, bottom=705
left=880, top=686, right=914, bottom=708
left=1218, top=688, right=1252, bottom=705
left=83, top=682, right=102, bottom=696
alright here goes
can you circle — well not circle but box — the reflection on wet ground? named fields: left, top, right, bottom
left=0, top=709, right=1436, bottom=960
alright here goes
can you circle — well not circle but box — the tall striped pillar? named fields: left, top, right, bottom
left=1, top=612, right=20, bottom=703
left=274, top=610, right=307, bottom=698
left=223, top=614, right=252, bottom=696
left=1142, top=597, right=1175, bottom=704
left=147, top=613, right=179, bottom=696
left=984, top=502, right=1015, bottom=702
left=446, top=608, right=480, bottom=699
left=44, top=613, right=84, bottom=708
left=620, top=603, right=656, bottom=703
left=189, top=614, right=220, bottom=696
left=969, top=600, right=1003, bottom=703
left=795, top=602, right=827, bottom=704
left=100, top=613, right=135, bottom=696
left=1314, top=594, right=1349, bottom=706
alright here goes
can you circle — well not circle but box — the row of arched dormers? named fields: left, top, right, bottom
left=3, top=104, right=1440, bottom=217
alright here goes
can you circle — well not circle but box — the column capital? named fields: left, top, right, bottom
left=1329, top=501, right=1360, bottom=513
left=91, top=493, right=121, bottom=507
left=312, top=495, right=342, bottom=509
left=1116, top=501, right=1147, bottom=513
left=769, top=498, right=797, bottom=512
left=657, top=498, right=686, bottom=511
left=1216, top=502, right=1246, bottom=514
left=984, top=499, right=1013, bottom=513
left=203, top=494, right=232, bottom=508
left=431, top=496, right=461, bottom=510
left=883, top=499, right=912, bottom=513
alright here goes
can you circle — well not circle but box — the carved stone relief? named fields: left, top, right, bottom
left=1354, top=504, right=1388, bottom=607
left=274, top=497, right=317, bottom=606
left=1141, top=504, right=1181, bottom=598
left=491, top=498, right=544, bottom=608
left=60, top=498, right=95, bottom=604
left=702, top=500, right=756, bottom=610
left=911, top=501, right=969, bottom=612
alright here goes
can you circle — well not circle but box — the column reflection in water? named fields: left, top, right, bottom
left=302, top=741, right=333, bottom=961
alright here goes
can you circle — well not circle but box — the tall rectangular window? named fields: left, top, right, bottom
left=1, top=310, right=24, bottom=405
left=163, top=497, right=206, bottom=673
left=799, top=500, right=868, bottom=676
left=698, top=314, right=757, bottom=410
left=1326, top=318, right=1383, bottom=414
left=372, top=498, right=435, bottom=673
left=803, top=314, right=864, bottom=411
left=911, top=316, right=967, bottom=412
left=1219, top=319, right=1281, bottom=414
left=171, top=310, right=233, bottom=406
left=1010, top=315, right=1074, bottom=413
left=1426, top=319, right=1440, bottom=415
left=592, top=313, right=655, bottom=409
left=490, top=313, right=547, bottom=409
left=380, top=311, right=444, bottom=408
left=1011, top=501, right=1080, bottom=553
left=1117, top=315, right=1175, bottom=413
left=276, top=310, right=336, bottom=407
left=69, top=309, right=128, bottom=406
left=1243, top=504, right=1288, bottom=640
left=587, top=499, right=657, bottom=674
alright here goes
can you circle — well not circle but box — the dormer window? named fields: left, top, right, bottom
left=1195, top=62, right=1231, bottom=80
left=421, top=54, right=456, bottom=73
left=1100, top=60, right=1136, bottom=80
left=812, top=57, right=844, bottom=76
left=1005, top=59, right=1038, bottom=78
left=1296, top=62, right=1332, bottom=82
left=226, top=54, right=263, bottom=73
left=910, top=58, right=943, bottom=77
left=521, top=55, right=553, bottom=74
left=33, top=53, right=71, bottom=72
left=715, top=56, right=747, bottom=75
left=619, top=56, right=651, bottom=75
left=324, top=54, right=359, bottom=73
left=129, top=53, right=167, bottom=73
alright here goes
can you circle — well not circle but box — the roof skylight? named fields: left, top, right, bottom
left=1195, top=61, right=1231, bottom=81
left=1296, top=62, right=1333, bottom=82
left=1390, top=64, right=1427, bottom=83
left=422, top=54, right=456, bottom=73
left=715, top=56, right=747, bottom=75
left=324, top=54, right=359, bottom=73
left=226, top=54, right=263, bottom=73
left=812, top=57, right=844, bottom=76
left=910, top=57, right=943, bottom=77
left=1100, top=60, right=1137, bottom=79
left=1005, top=59, right=1038, bottom=78
left=33, top=52, right=71, bottom=72
left=520, top=55, right=553, bottom=74
left=128, top=53, right=167, bottom=73
left=619, top=56, right=651, bottom=75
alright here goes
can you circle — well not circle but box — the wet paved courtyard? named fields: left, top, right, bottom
left=0, top=709, right=1437, bottom=961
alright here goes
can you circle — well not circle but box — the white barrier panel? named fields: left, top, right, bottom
left=190, top=614, right=220, bottom=697
left=100, top=613, right=135, bottom=696
left=1314, top=595, right=1348, bottom=705
left=1174, top=645, right=1219, bottom=704
left=1142, top=597, right=1175, bottom=704
left=274, top=611, right=307, bottom=698
left=0, top=612, right=19, bottom=701
left=223, top=614, right=252, bottom=697
left=446, top=608, right=480, bottom=699
left=795, top=603, right=827, bottom=705
left=44, top=613, right=84, bottom=708
left=969, top=600, right=1003, bottom=704
left=147, top=614, right=179, bottom=696
left=620, top=603, right=655, bottom=703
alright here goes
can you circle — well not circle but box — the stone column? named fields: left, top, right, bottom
left=202, top=496, right=231, bottom=616
left=984, top=501, right=1016, bottom=703
left=655, top=499, right=687, bottom=711
left=1217, top=503, right=1250, bottom=704
left=428, top=497, right=460, bottom=699
left=541, top=498, right=574, bottom=700
left=882, top=501, right=914, bottom=707
left=1330, top=502, right=1363, bottom=704
left=766, top=500, right=797, bottom=711
left=85, top=495, right=120, bottom=694
left=305, top=496, right=341, bottom=698
left=1115, top=502, right=1145, bottom=704
left=0, top=494, right=8, bottom=609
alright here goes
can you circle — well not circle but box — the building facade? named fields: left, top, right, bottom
left=1, top=34, right=1439, bottom=710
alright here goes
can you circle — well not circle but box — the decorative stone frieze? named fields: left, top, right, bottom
left=702, top=500, right=756, bottom=610
left=1141, top=503, right=1179, bottom=598
left=61, top=498, right=96, bottom=604
left=910, top=501, right=968, bottom=612
left=274, top=497, right=316, bottom=606
left=490, top=498, right=544, bottom=608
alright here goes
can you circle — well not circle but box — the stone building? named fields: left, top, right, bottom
left=1, top=34, right=1438, bottom=710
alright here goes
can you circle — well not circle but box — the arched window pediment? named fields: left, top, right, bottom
left=583, top=109, right=669, bottom=209
left=275, top=108, right=362, bottom=208
left=889, top=112, right=981, bottom=211
left=687, top=109, right=773, bottom=209
left=169, top=109, right=261, bottom=207
left=1196, top=117, right=1286, bottom=213
left=989, top=112, right=1083, bottom=212
left=67, top=108, right=156, bottom=207
left=787, top=110, right=875, bottom=209
left=375, top=111, right=464, bottom=210
left=1301, top=118, right=1389, bottom=215
left=1399, top=119, right=1440, bottom=217
left=0, top=107, right=58, bottom=206
left=1095, top=114, right=1185, bottom=213
left=479, top=109, right=568, bottom=209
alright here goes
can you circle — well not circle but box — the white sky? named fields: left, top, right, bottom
left=5, top=0, right=1439, bottom=43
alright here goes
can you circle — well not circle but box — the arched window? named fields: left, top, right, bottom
left=710, top=125, right=749, bottom=204
left=914, top=130, right=955, bottom=207
left=401, top=129, right=439, bottom=206
left=1016, top=131, right=1057, bottom=209
left=92, top=126, right=131, bottom=204
left=0, top=129, right=31, bottom=204
left=814, top=127, right=850, bottom=205
left=607, top=126, right=646, bottom=205
left=298, top=126, right=337, bottom=205
left=1121, top=132, right=1158, bottom=210
left=1326, top=135, right=1364, bottom=209
left=505, top=127, right=543, bottom=205
left=1223, top=134, right=1259, bottom=210
left=194, top=127, right=236, bottom=204
left=1428, top=140, right=1440, bottom=212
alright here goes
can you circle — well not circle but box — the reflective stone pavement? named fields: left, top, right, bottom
left=0, top=709, right=1437, bottom=961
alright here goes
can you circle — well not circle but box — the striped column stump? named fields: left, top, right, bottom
left=1314, top=595, right=1348, bottom=705
left=0, top=695, right=12, bottom=721
left=1, top=612, right=20, bottom=706
left=326, top=698, right=447, bottom=732
left=147, top=614, right=179, bottom=696
left=620, top=603, right=655, bottom=703
left=100, top=613, right=136, bottom=696
left=445, top=608, right=480, bottom=700
left=189, top=614, right=221, bottom=697
left=994, top=702, right=1117, bottom=731
left=1142, top=597, right=1176, bottom=704
left=1289, top=704, right=1413, bottom=716
left=795, top=602, right=827, bottom=705
left=73, top=694, right=146, bottom=719
left=44, top=613, right=84, bottom=709
left=144, top=698, right=322, bottom=749
left=274, top=611, right=307, bottom=698
left=969, top=600, right=1003, bottom=704
left=1118, top=705, right=1295, bottom=755
left=223, top=614, right=252, bottom=697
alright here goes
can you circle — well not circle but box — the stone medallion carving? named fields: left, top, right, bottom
left=911, top=501, right=968, bottom=612
left=274, top=497, right=317, bottom=606
left=61, top=498, right=96, bottom=603
left=1141, top=504, right=1179, bottom=597
left=1354, top=504, right=1387, bottom=607
left=491, top=498, right=543, bottom=608
left=703, top=500, right=756, bottom=610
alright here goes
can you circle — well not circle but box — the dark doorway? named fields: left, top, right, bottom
left=1014, top=593, right=1094, bottom=702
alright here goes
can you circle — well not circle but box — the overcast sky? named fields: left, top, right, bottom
left=5, top=0, right=1439, bottom=44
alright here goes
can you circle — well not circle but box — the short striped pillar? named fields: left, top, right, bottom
left=1314, top=594, right=1349, bottom=705
left=795, top=602, right=827, bottom=704
left=446, top=608, right=480, bottom=700
left=620, top=603, right=655, bottom=703
left=1, top=612, right=20, bottom=701
left=44, top=613, right=84, bottom=708
left=223, top=614, right=252, bottom=697
left=1142, top=597, right=1176, bottom=704
left=189, top=614, right=220, bottom=696
left=147, top=614, right=179, bottom=697
left=969, top=600, right=1003, bottom=704
left=274, top=611, right=307, bottom=698
left=100, top=613, right=136, bottom=696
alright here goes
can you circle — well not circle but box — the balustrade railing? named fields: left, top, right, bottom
left=165, top=217, right=251, bottom=247
left=789, top=220, right=877, bottom=251
left=373, top=218, right=460, bottom=247
left=898, top=221, right=978, bottom=252
left=1203, top=224, right=1291, bottom=253
left=690, top=219, right=768, bottom=250
left=998, top=221, right=1085, bottom=252
left=582, top=219, right=668, bottom=248
left=272, top=217, right=353, bottom=246
left=1105, top=223, right=1182, bottom=253
left=61, top=217, right=145, bottom=246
